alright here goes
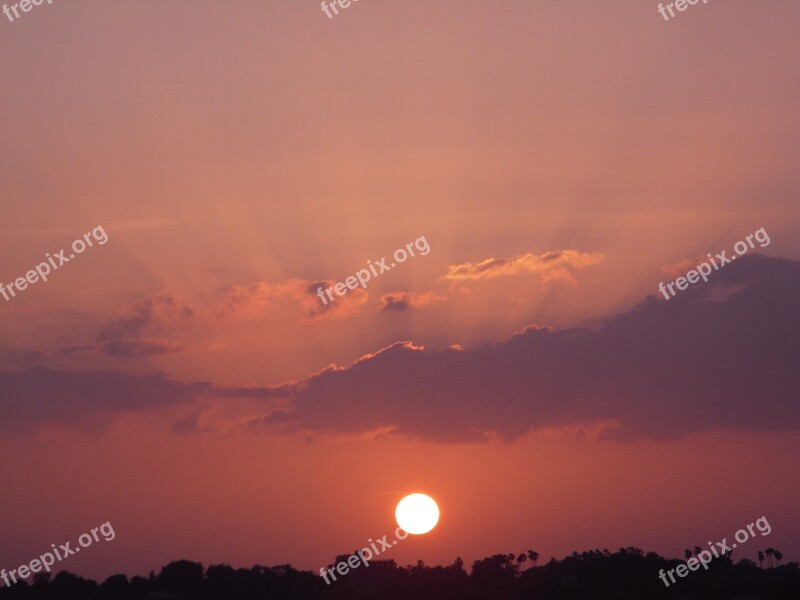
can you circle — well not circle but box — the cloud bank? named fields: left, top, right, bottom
left=0, top=368, right=285, bottom=433
left=260, top=254, right=800, bottom=442
left=8, top=255, right=798, bottom=443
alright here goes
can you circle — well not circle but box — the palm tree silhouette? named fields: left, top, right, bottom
left=774, top=549, right=783, bottom=567
left=516, top=553, right=527, bottom=573
left=527, top=550, right=539, bottom=567
left=766, top=548, right=775, bottom=568
left=685, top=549, right=693, bottom=560
left=758, top=551, right=765, bottom=568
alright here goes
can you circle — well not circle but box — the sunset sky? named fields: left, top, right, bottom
left=1, top=0, right=799, bottom=582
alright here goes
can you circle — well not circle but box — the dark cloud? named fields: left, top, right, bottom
left=97, top=290, right=193, bottom=342
left=380, top=291, right=447, bottom=312
left=101, top=338, right=184, bottom=357
left=257, top=254, right=800, bottom=443
left=0, top=368, right=289, bottom=433
left=59, top=290, right=194, bottom=358
left=170, top=410, right=214, bottom=434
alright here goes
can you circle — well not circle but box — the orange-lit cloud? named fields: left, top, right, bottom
left=443, top=250, right=604, bottom=285
left=214, top=279, right=368, bottom=321
left=661, top=255, right=709, bottom=279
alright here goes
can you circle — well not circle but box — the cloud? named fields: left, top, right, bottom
left=254, top=254, right=800, bottom=443
left=101, top=338, right=185, bottom=357
left=0, top=368, right=290, bottom=433
left=61, top=290, right=194, bottom=358
left=380, top=291, right=448, bottom=312
left=214, top=279, right=368, bottom=321
left=97, top=290, right=194, bottom=343
left=58, top=277, right=369, bottom=361
left=170, top=410, right=215, bottom=434
left=443, top=250, right=603, bottom=284
left=660, top=255, right=708, bottom=279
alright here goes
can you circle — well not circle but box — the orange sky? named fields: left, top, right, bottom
left=1, top=0, right=799, bottom=582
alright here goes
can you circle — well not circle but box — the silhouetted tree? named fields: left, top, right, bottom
left=100, top=574, right=132, bottom=600
left=766, top=547, right=775, bottom=568
left=527, top=550, right=539, bottom=567
left=1, top=548, right=798, bottom=600
left=516, top=553, right=527, bottom=572
left=49, top=571, right=99, bottom=600
left=156, top=560, right=204, bottom=599
left=471, top=553, right=517, bottom=598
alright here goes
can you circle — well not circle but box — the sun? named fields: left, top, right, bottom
left=395, top=493, right=440, bottom=535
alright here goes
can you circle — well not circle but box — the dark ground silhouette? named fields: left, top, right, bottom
left=0, top=547, right=798, bottom=599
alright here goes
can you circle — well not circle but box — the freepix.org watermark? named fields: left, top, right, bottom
left=319, top=525, right=408, bottom=585
left=321, top=0, right=362, bottom=20
left=0, top=225, right=109, bottom=303
left=2, top=0, right=53, bottom=24
left=657, top=0, right=710, bottom=22
left=658, top=516, right=771, bottom=587
left=1, top=521, right=115, bottom=588
left=658, top=227, right=770, bottom=300
left=317, top=236, right=430, bottom=306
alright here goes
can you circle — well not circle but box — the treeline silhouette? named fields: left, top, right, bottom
left=0, top=547, right=798, bottom=599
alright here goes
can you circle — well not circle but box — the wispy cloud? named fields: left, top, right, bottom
left=443, top=249, right=603, bottom=284
left=0, top=367, right=291, bottom=433
left=214, top=278, right=368, bottom=321
left=61, top=290, right=194, bottom=358
left=380, top=291, right=448, bottom=312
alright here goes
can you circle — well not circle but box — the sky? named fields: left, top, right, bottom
left=1, top=0, right=799, bottom=583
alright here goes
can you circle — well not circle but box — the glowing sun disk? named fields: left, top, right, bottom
left=395, top=493, right=440, bottom=535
